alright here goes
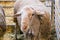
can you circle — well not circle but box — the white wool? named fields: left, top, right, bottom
left=15, top=0, right=51, bottom=14
left=0, top=6, right=4, bottom=16
left=14, top=0, right=46, bottom=12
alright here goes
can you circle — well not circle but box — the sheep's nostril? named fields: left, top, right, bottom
left=23, top=26, right=27, bottom=30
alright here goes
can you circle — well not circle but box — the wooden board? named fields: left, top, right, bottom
left=0, top=1, right=15, bottom=25
left=0, top=0, right=15, bottom=2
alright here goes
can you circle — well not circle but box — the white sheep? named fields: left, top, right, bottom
left=14, top=0, right=51, bottom=40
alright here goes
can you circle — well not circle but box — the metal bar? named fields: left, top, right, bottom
left=51, top=0, right=60, bottom=40
left=51, top=0, right=55, bottom=26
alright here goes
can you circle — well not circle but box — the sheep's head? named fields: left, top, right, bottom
left=15, top=7, right=35, bottom=33
left=15, top=7, right=45, bottom=33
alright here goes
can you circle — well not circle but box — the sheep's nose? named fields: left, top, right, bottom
left=23, top=25, right=27, bottom=30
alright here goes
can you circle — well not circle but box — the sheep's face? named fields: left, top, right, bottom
left=17, top=7, right=34, bottom=33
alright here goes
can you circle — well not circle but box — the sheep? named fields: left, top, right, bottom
left=14, top=0, right=51, bottom=40
left=0, top=5, right=6, bottom=37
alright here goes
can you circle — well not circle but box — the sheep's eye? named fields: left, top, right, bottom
left=32, top=14, right=34, bottom=16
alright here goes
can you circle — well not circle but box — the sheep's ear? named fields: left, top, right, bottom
left=36, top=11, right=45, bottom=15
left=14, top=11, right=21, bottom=17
